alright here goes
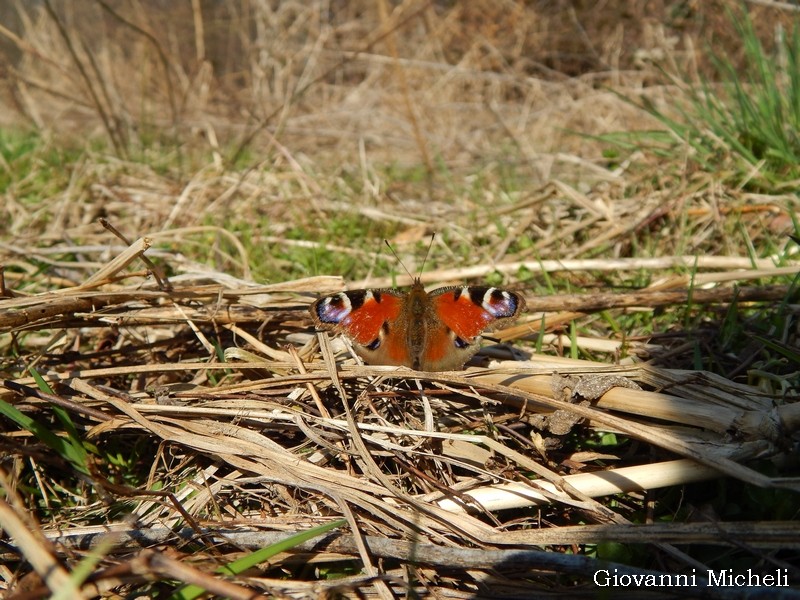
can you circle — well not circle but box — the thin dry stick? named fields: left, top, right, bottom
left=288, top=344, right=332, bottom=419
left=517, top=284, right=795, bottom=315
left=79, top=35, right=128, bottom=148
left=351, top=256, right=794, bottom=289
left=132, top=549, right=271, bottom=600
left=377, top=0, right=433, bottom=175
left=0, top=489, right=81, bottom=598
left=93, top=0, right=177, bottom=123
left=43, top=0, right=125, bottom=156
left=42, top=519, right=800, bottom=556
left=229, top=0, right=435, bottom=165
left=99, top=218, right=171, bottom=290
left=336, top=497, right=395, bottom=600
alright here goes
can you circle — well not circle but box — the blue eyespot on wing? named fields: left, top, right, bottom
left=311, top=290, right=404, bottom=346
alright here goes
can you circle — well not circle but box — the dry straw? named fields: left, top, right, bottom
left=2, top=237, right=798, bottom=594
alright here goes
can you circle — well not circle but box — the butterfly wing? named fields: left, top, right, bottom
left=423, top=286, right=525, bottom=370
left=310, top=289, right=411, bottom=366
left=311, top=285, right=525, bottom=371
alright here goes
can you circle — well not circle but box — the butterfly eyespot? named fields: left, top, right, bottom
left=313, top=294, right=353, bottom=323
left=474, top=288, right=520, bottom=318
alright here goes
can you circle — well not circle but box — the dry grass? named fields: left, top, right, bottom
left=1, top=1, right=799, bottom=598
left=2, top=234, right=798, bottom=597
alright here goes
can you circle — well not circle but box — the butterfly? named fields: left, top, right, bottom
left=310, top=279, right=526, bottom=371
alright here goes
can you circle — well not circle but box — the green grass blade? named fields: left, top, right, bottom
left=28, top=367, right=90, bottom=472
left=170, top=518, right=347, bottom=600
left=609, top=6, right=800, bottom=189
left=0, top=398, right=89, bottom=474
left=752, top=335, right=800, bottom=364
left=51, top=536, right=117, bottom=600
left=29, top=368, right=83, bottom=440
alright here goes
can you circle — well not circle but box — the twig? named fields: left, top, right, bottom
left=99, top=218, right=171, bottom=290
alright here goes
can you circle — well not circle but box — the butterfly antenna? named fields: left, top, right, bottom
left=418, top=232, right=436, bottom=275
left=384, top=233, right=435, bottom=280
left=384, top=239, right=413, bottom=279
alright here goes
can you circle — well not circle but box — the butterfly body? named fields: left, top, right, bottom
left=310, top=280, right=525, bottom=371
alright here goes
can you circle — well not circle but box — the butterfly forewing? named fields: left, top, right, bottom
left=430, top=286, right=525, bottom=340
left=311, top=290, right=403, bottom=346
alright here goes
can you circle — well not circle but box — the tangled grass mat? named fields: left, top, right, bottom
left=1, top=236, right=799, bottom=598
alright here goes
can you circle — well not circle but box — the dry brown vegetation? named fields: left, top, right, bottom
left=1, top=1, right=799, bottom=598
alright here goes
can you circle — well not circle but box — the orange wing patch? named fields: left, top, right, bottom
left=433, top=290, right=497, bottom=340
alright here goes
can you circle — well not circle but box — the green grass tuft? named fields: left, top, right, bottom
left=608, top=8, right=800, bottom=191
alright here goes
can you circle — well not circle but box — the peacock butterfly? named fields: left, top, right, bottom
left=310, top=278, right=526, bottom=371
